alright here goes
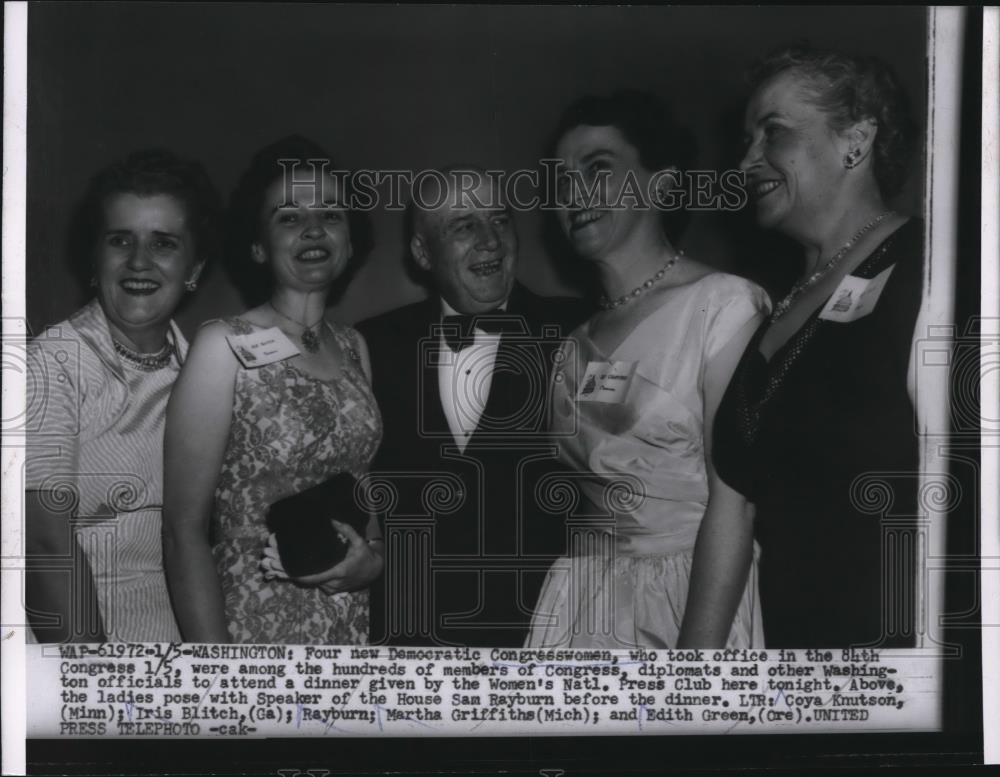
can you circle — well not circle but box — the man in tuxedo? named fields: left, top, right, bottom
left=357, top=167, right=589, bottom=646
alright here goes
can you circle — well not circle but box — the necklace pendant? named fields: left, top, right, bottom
left=300, top=328, right=320, bottom=354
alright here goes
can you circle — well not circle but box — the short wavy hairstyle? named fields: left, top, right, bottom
left=548, top=89, right=698, bottom=242
left=748, top=45, right=918, bottom=198
left=226, top=134, right=374, bottom=304
left=70, top=149, right=223, bottom=288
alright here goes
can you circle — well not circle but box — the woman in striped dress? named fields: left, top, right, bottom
left=25, top=150, right=221, bottom=642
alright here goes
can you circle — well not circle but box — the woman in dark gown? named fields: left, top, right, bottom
left=713, top=46, right=923, bottom=648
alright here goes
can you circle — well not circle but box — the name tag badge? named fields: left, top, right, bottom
left=818, top=264, right=896, bottom=323
left=226, top=327, right=301, bottom=368
left=577, top=360, right=637, bottom=404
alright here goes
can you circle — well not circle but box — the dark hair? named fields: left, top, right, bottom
left=748, top=45, right=917, bottom=198
left=548, top=89, right=697, bottom=241
left=70, top=149, right=222, bottom=288
left=226, top=134, right=374, bottom=304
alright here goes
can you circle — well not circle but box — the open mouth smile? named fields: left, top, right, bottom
left=296, top=247, right=331, bottom=263
left=469, top=258, right=504, bottom=277
left=569, top=210, right=605, bottom=231
left=751, top=180, right=782, bottom=199
left=119, top=279, right=161, bottom=295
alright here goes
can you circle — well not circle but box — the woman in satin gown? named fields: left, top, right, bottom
left=526, top=91, right=770, bottom=649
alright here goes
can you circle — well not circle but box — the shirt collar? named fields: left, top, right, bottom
left=68, top=298, right=190, bottom=381
left=440, top=298, right=509, bottom=318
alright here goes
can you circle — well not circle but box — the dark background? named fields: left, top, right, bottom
left=26, top=3, right=986, bottom=774
left=27, top=3, right=926, bottom=337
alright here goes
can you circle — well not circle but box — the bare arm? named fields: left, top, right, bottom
left=162, top=323, right=237, bottom=642
left=25, top=492, right=105, bottom=642
left=678, top=312, right=763, bottom=648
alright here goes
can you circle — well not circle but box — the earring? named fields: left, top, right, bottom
left=844, top=149, right=862, bottom=169
left=184, top=279, right=198, bottom=292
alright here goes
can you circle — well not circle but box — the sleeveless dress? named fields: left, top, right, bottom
left=212, top=318, right=383, bottom=644
left=526, top=273, right=770, bottom=649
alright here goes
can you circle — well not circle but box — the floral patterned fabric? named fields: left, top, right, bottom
left=212, top=318, right=382, bottom=644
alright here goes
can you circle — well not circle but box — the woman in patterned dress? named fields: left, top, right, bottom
left=25, top=150, right=219, bottom=642
left=163, top=136, right=383, bottom=644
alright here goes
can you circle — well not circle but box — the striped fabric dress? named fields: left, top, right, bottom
left=25, top=299, right=184, bottom=642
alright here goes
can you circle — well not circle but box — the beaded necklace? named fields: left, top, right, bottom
left=599, top=250, right=684, bottom=311
left=112, top=338, right=174, bottom=371
left=770, top=211, right=893, bottom=321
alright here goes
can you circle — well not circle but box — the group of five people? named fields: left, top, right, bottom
left=26, top=46, right=923, bottom=650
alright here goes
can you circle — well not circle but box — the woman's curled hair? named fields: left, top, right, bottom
left=548, top=89, right=697, bottom=241
left=748, top=45, right=918, bottom=198
left=70, top=149, right=223, bottom=288
left=226, top=134, right=374, bottom=304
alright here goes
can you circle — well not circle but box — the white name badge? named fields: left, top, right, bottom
left=226, top=327, right=301, bottom=368
left=577, top=360, right=637, bottom=404
left=818, top=264, right=896, bottom=323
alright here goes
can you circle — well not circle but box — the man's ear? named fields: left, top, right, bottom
left=410, top=234, right=431, bottom=271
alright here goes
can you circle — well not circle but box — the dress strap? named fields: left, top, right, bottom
left=199, top=316, right=256, bottom=337
left=323, top=320, right=363, bottom=364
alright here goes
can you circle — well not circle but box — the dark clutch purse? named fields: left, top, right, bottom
left=265, top=472, right=369, bottom=578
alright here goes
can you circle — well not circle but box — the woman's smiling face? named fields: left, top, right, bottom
left=555, top=124, right=659, bottom=262
left=740, top=70, right=850, bottom=239
left=94, top=192, right=202, bottom=346
left=252, top=173, right=353, bottom=292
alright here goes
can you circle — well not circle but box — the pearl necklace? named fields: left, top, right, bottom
left=599, top=250, right=683, bottom=311
left=770, top=211, right=893, bottom=321
left=268, top=302, right=324, bottom=353
left=113, top=338, right=174, bottom=371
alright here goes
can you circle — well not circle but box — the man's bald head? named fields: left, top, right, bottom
left=409, top=165, right=519, bottom=314
left=410, top=166, right=500, bottom=238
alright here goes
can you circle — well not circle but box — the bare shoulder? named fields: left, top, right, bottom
left=184, top=320, right=242, bottom=371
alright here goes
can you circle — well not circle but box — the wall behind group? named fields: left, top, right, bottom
left=26, top=4, right=926, bottom=337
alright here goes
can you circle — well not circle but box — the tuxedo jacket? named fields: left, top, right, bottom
left=357, top=283, right=590, bottom=646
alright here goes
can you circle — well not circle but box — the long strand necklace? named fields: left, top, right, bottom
left=599, top=250, right=684, bottom=311
left=770, top=211, right=893, bottom=321
left=268, top=301, right=324, bottom=353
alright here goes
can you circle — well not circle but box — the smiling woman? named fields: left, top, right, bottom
left=526, top=92, right=772, bottom=651
left=162, top=136, right=385, bottom=644
left=24, top=150, right=221, bottom=642
left=714, top=46, right=922, bottom=647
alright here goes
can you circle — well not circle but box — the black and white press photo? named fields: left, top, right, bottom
left=2, top=4, right=993, bottom=775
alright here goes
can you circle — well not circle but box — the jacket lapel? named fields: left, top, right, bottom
left=467, top=288, right=539, bottom=442
left=417, top=298, right=452, bottom=439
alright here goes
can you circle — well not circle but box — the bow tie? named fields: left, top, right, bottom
left=441, top=313, right=517, bottom=352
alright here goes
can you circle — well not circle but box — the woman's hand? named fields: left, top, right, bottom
left=261, top=521, right=384, bottom=594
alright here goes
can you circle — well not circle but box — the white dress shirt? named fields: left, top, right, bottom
left=438, top=299, right=506, bottom=452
